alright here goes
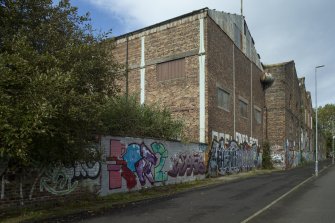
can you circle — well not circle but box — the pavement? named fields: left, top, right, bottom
left=76, top=160, right=332, bottom=223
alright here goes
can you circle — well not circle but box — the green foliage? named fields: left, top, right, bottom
left=262, top=141, right=273, bottom=169
left=0, top=0, right=121, bottom=168
left=317, top=104, right=335, bottom=153
left=100, top=95, right=184, bottom=140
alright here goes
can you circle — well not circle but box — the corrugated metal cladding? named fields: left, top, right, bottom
left=156, top=58, right=185, bottom=81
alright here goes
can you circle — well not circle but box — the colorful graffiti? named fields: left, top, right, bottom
left=152, top=143, right=168, bottom=182
left=107, top=140, right=169, bottom=190
left=168, top=152, right=206, bottom=177
left=106, top=138, right=207, bottom=191
left=209, top=139, right=260, bottom=176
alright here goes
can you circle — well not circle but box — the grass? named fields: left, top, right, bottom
left=1, top=169, right=277, bottom=223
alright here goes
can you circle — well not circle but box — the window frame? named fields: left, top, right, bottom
left=254, top=106, right=262, bottom=124
left=156, top=58, right=186, bottom=82
left=239, top=97, right=248, bottom=118
left=217, top=87, right=230, bottom=112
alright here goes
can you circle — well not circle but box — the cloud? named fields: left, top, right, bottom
left=86, top=0, right=242, bottom=32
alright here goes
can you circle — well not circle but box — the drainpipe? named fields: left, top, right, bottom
left=233, top=44, right=236, bottom=139
left=125, top=36, right=129, bottom=100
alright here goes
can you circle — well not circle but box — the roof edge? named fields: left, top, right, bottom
left=115, top=7, right=209, bottom=40
left=263, top=60, right=295, bottom=68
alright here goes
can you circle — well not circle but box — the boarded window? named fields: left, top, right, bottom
left=254, top=107, right=262, bottom=124
left=239, top=100, right=248, bottom=118
left=157, top=58, right=185, bottom=81
left=217, top=88, right=230, bottom=111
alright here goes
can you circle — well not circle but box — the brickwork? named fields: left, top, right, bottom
left=264, top=61, right=313, bottom=155
left=207, top=17, right=264, bottom=146
left=113, top=14, right=204, bottom=142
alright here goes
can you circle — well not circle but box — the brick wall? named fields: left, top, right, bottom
left=265, top=61, right=302, bottom=151
left=264, top=63, right=286, bottom=145
left=113, top=14, right=206, bottom=142
left=206, top=17, right=264, bottom=146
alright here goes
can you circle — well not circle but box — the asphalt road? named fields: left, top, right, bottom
left=250, top=162, right=335, bottom=223
left=78, top=160, right=331, bottom=223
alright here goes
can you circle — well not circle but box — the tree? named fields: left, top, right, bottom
left=100, top=95, right=184, bottom=140
left=318, top=104, right=335, bottom=154
left=262, top=140, right=273, bottom=169
left=0, top=0, right=121, bottom=169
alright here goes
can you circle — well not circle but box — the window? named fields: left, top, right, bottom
left=156, top=58, right=185, bottom=81
left=217, top=88, right=230, bottom=111
left=239, top=100, right=248, bottom=118
left=254, top=107, right=262, bottom=124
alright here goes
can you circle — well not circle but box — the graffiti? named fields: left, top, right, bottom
left=107, top=140, right=137, bottom=190
left=152, top=143, right=168, bottom=182
left=168, top=152, right=206, bottom=177
left=106, top=138, right=206, bottom=191
left=108, top=140, right=165, bottom=189
left=40, top=161, right=101, bottom=195
left=135, top=143, right=157, bottom=186
left=236, top=132, right=259, bottom=146
left=209, top=139, right=259, bottom=176
left=271, top=143, right=300, bottom=169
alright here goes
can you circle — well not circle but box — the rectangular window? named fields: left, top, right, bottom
left=254, top=107, right=262, bottom=124
left=217, top=88, right=230, bottom=111
left=239, top=100, right=248, bottom=118
left=156, top=58, right=185, bottom=81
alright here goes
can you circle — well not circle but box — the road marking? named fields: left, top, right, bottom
left=241, top=165, right=330, bottom=223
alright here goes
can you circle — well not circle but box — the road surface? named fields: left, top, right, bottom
left=78, top=160, right=331, bottom=223
left=250, top=163, right=335, bottom=223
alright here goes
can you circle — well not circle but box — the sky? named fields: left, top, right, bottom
left=70, top=0, right=335, bottom=107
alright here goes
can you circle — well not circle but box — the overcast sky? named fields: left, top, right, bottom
left=71, top=0, right=335, bottom=107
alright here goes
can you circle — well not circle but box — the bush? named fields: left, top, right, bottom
left=262, top=140, right=273, bottom=169
left=100, top=95, right=184, bottom=140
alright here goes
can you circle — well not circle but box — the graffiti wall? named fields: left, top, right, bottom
left=100, top=136, right=206, bottom=195
left=208, top=138, right=261, bottom=177
left=271, top=141, right=314, bottom=169
left=1, top=137, right=206, bottom=209
left=0, top=159, right=101, bottom=209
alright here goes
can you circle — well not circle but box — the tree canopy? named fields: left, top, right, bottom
left=318, top=104, right=335, bottom=152
left=0, top=0, right=121, bottom=168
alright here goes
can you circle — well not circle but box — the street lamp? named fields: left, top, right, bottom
left=315, top=65, right=325, bottom=177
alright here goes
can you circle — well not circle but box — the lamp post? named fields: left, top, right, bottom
left=315, top=65, right=325, bottom=177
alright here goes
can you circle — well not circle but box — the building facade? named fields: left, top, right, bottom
left=113, top=8, right=268, bottom=147
left=264, top=61, right=319, bottom=167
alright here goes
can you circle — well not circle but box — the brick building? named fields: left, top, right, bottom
left=113, top=8, right=270, bottom=146
left=264, top=61, right=319, bottom=166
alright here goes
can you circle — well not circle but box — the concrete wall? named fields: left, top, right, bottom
left=100, top=136, right=206, bottom=195
left=0, top=136, right=206, bottom=210
left=208, top=139, right=262, bottom=176
left=0, top=158, right=101, bottom=210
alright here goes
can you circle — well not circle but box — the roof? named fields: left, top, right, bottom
left=263, top=60, right=295, bottom=68
left=115, top=8, right=209, bottom=40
